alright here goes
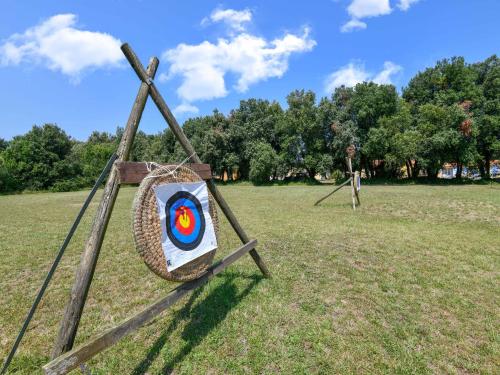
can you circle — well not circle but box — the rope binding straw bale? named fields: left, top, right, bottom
left=132, top=162, right=219, bottom=282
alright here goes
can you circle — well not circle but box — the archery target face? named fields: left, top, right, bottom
left=154, top=182, right=217, bottom=272
left=166, top=191, right=205, bottom=250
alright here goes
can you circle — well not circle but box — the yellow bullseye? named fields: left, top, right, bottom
left=178, top=207, right=191, bottom=228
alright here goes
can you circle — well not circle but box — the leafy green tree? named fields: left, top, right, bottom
left=348, top=82, right=399, bottom=177
left=471, top=55, right=500, bottom=177
left=0, top=153, right=15, bottom=192
left=70, top=133, right=117, bottom=184
left=365, top=101, right=421, bottom=178
left=249, top=142, right=278, bottom=184
left=171, top=111, right=232, bottom=177
left=87, top=131, right=116, bottom=144
left=327, top=83, right=398, bottom=177
left=280, top=90, right=327, bottom=178
left=414, top=104, right=467, bottom=178
left=329, top=120, right=359, bottom=175
left=0, top=138, right=8, bottom=152
left=349, top=82, right=399, bottom=139
left=148, top=129, right=177, bottom=163
left=403, top=56, right=481, bottom=107
left=229, top=99, right=283, bottom=179
left=3, top=124, right=77, bottom=190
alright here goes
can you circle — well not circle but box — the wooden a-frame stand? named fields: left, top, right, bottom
left=314, top=157, right=360, bottom=209
left=43, top=44, right=271, bottom=375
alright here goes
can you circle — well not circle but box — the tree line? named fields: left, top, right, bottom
left=0, top=54, right=498, bottom=192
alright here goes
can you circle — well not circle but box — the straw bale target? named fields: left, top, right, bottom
left=133, top=165, right=219, bottom=281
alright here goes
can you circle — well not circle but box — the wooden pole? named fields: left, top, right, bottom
left=347, top=157, right=356, bottom=210
left=314, top=177, right=352, bottom=206
left=353, top=171, right=361, bottom=205
left=51, top=58, right=159, bottom=358
left=120, top=43, right=271, bottom=278
left=44, top=240, right=258, bottom=375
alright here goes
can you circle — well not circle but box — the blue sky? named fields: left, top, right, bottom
left=1, top=0, right=498, bottom=140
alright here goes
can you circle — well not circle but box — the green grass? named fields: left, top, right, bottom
left=0, top=184, right=499, bottom=374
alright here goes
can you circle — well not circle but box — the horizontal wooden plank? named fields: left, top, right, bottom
left=43, top=239, right=258, bottom=375
left=116, top=162, right=212, bottom=184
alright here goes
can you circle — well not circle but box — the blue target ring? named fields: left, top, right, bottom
left=165, top=191, right=205, bottom=251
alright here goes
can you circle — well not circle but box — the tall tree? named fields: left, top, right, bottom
left=329, top=83, right=398, bottom=177
left=229, top=99, right=283, bottom=179
left=0, top=138, right=8, bottom=152
left=403, top=56, right=481, bottom=107
left=177, top=110, right=231, bottom=177
left=471, top=55, right=500, bottom=177
left=414, top=104, right=467, bottom=178
left=365, top=101, right=421, bottom=178
left=281, top=90, right=326, bottom=178
left=3, top=124, right=77, bottom=190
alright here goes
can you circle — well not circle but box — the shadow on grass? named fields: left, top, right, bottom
left=131, top=271, right=262, bottom=375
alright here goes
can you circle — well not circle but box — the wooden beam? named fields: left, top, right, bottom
left=353, top=171, right=361, bottom=206
left=347, top=157, right=356, bottom=210
left=120, top=43, right=271, bottom=278
left=51, top=58, right=160, bottom=358
left=314, top=178, right=352, bottom=206
left=116, top=162, right=212, bottom=184
left=43, top=240, right=258, bottom=375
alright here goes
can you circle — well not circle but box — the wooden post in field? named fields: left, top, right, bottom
left=346, top=157, right=356, bottom=210
left=353, top=171, right=361, bottom=206
left=52, top=58, right=159, bottom=358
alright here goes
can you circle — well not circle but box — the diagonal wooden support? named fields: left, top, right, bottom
left=314, top=177, right=352, bottom=206
left=51, top=58, right=160, bottom=358
left=120, top=43, right=271, bottom=278
left=44, top=240, right=258, bottom=375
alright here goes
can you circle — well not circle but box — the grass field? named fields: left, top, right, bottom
left=0, top=184, right=499, bottom=374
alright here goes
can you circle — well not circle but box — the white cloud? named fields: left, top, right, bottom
left=0, top=14, right=123, bottom=79
left=203, top=8, right=253, bottom=32
left=163, top=10, right=315, bottom=105
left=324, top=60, right=402, bottom=93
left=340, top=19, right=367, bottom=32
left=398, top=0, right=420, bottom=11
left=341, top=0, right=420, bottom=32
left=325, top=62, right=370, bottom=92
left=173, top=103, right=200, bottom=116
left=347, top=0, right=391, bottom=19
left=372, top=61, right=402, bottom=84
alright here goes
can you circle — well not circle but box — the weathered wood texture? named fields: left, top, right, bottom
left=116, top=162, right=212, bottom=184
left=121, top=43, right=271, bottom=278
left=347, top=157, right=356, bottom=210
left=314, top=177, right=352, bottom=206
left=43, top=240, right=258, bottom=375
left=353, top=171, right=361, bottom=206
left=51, top=58, right=159, bottom=358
